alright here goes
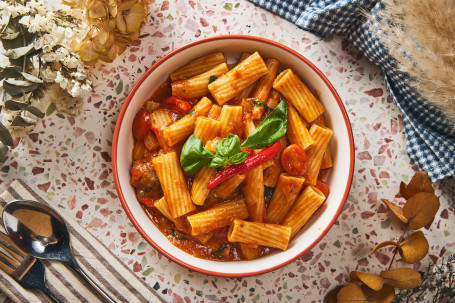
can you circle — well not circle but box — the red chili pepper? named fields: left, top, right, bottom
left=163, top=96, right=192, bottom=114
left=207, top=141, right=281, bottom=189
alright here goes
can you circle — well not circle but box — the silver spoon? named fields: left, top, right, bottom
left=2, top=200, right=116, bottom=303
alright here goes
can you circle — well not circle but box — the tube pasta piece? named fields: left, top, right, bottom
left=213, top=174, right=246, bottom=199
left=163, top=97, right=213, bottom=146
left=208, top=52, right=269, bottom=105
left=273, top=69, right=324, bottom=122
left=251, top=58, right=280, bottom=120
left=242, top=166, right=264, bottom=222
left=311, top=114, right=333, bottom=169
left=228, top=219, right=291, bottom=250
left=204, top=138, right=219, bottom=154
left=187, top=199, right=249, bottom=235
left=193, top=116, right=221, bottom=144
left=302, top=124, right=333, bottom=186
left=170, top=52, right=226, bottom=81
left=150, top=108, right=173, bottom=151
left=152, top=152, right=195, bottom=218
left=262, top=159, right=274, bottom=170
left=172, top=62, right=229, bottom=99
left=263, top=136, right=287, bottom=187
left=228, top=53, right=255, bottom=104
left=154, top=197, right=174, bottom=222
left=191, top=165, right=217, bottom=206
left=265, top=88, right=282, bottom=109
left=239, top=243, right=262, bottom=260
left=266, top=174, right=305, bottom=224
left=218, top=105, right=243, bottom=138
left=282, top=186, right=326, bottom=238
left=208, top=104, right=222, bottom=120
left=286, top=103, right=314, bottom=149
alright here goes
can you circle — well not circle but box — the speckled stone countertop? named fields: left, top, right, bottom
left=1, top=1, right=454, bottom=302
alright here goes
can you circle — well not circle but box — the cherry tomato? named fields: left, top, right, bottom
left=163, top=96, right=192, bottom=114
left=132, top=108, right=151, bottom=140
left=281, top=144, right=308, bottom=176
left=315, top=179, right=330, bottom=200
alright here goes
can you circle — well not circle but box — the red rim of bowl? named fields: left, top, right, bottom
left=112, top=35, right=355, bottom=277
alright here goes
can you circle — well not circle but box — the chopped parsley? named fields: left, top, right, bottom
left=209, top=75, right=218, bottom=83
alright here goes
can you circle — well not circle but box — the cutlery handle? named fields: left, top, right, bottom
left=41, top=285, right=63, bottom=303
left=67, top=257, right=116, bottom=303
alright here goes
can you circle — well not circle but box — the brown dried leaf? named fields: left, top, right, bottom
left=350, top=271, right=384, bottom=291
left=398, top=230, right=429, bottom=264
left=117, top=1, right=146, bottom=34
left=403, top=192, right=440, bottom=230
left=400, top=171, right=434, bottom=199
left=380, top=268, right=421, bottom=289
left=91, top=30, right=109, bottom=53
left=78, top=40, right=100, bottom=62
left=326, top=285, right=343, bottom=303
left=370, top=240, right=400, bottom=255
left=381, top=199, right=408, bottom=223
left=361, top=284, right=395, bottom=303
left=337, top=283, right=368, bottom=303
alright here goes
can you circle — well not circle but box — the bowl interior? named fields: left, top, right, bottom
left=113, top=36, right=353, bottom=276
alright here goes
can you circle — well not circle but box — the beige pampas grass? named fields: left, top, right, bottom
left=373, top=0, right=455, bottom=127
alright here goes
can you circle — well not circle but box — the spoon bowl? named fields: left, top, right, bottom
left=2, top=200, right=116, bottom=303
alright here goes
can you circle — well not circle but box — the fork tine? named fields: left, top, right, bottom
left=0, top=232, right=26, bottom=263
left=0, top=251, right=16, bottom=275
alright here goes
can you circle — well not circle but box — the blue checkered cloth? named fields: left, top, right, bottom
left=249, top=0, right=455, bottom=181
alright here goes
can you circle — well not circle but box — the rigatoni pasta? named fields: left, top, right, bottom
left=130, top=50, right=335, bottom=262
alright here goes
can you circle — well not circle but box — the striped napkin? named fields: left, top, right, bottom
left=0, top=179, right=165, bottom=303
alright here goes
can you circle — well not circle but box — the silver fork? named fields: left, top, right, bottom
left=0, top=232, right=62, bottom=303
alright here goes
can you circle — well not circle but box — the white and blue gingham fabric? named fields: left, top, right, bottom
left=250, top=0, right=455, bottom=181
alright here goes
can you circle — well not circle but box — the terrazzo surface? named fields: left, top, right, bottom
left=1, top=0, right=455, bottom=302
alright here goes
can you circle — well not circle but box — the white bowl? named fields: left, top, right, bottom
left=112, top=35, right=354, bottom=277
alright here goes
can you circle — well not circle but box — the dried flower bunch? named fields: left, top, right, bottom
left=63, top=0, right=149, bottom=63
left=0, top=0, right=92, bottom=159
left=373, top=0, right=455, bottom=128
left=326, top=171, right=443, bottom=303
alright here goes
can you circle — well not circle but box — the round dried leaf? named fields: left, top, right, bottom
left=123, top=3, right=146, bottom=33
left=326, top=285, right=343, bottom=303
left=370, top=240, right=400, bottom=255
left=88, top=1, right=108, bottom=19
left=349, top=271, right=384, bottom=291
left=361, top=284, right=395, bottom=303
left=400, top=171, right=434, bottom=199
left=380, top=268, right=421, bottom=289
left=381, top=199, right=408, bottom=223
left=337, top=283, right=368, bottom=303
left=403, top=192, right=440, bottom=230
left=78, top=40, right=100, bottom=62
left=398, top=230, right=429, bottom=264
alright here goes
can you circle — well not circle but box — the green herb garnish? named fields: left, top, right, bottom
left=209, top=75, right=218, bottom=83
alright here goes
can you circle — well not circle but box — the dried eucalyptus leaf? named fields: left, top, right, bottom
left=399, top=230, right=429, bottom=264
left=380, top=268, right=421, bottom=289
left=21, top=72, right=43, bottom=83
left=382, top=199, right=408, bottom=223
left=4, top=99, right=27, bottom=111
left=337, top=283, right=368, bottom=302
left=0, top=66, right=22, bottom=80
left=403, top=192, right=440, bottom=230
left=371, top=240, right=400, bottom=255
left=1, top=32, right=20, bottom=40
left=25, top=105, right=45, bottom=119
left=0, top=14, right=11, bottom=33
left=4, top=44, right=35, bottom=59
left=0, top=122, right=13, bottom=146
left=46, top=102, right=56, bottom=116
left=350, top=271, right=384, bottom=291
left=361, top=284, right=395, bottom=303
left=3, top=79, right=40, bottom=96
left=400, top=171, right=434, bottom=199
left=10, top=116, right=37, bottom=127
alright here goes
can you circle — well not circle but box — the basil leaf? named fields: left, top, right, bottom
left=216, top=133, right=240, bottom=157
left=229, top=151, right=248, bottom=165
left=209, top=75, right=218, bottom=83
left=240, top=100, right=288, bottom=149
left=208, top=156, right=228, bottom=168
left=180, top=135, right=214, bottom=176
